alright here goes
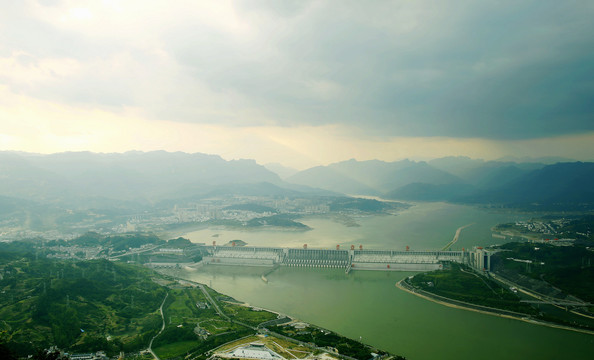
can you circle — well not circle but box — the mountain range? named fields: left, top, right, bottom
left=0, top=151, right=326, bottom=209
left=284, top=156, right=594, bottom=209
left=1, top=151, right=593, bottom=210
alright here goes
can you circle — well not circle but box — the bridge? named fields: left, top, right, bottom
left=201, top=245, right=480, bottom=272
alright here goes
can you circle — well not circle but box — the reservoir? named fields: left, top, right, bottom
left=169, top=202, right=594, bottom=359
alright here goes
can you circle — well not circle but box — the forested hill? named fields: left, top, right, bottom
left=0, top=239, right=403, bottom=360
left=286, top=157, right=594, bottom=209
left=0, top=254, right=166, bottom=355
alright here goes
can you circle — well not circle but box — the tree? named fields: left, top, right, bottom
left=32, top=348, right=69, bottom=360
left=0, top=343, right=17, bottom=360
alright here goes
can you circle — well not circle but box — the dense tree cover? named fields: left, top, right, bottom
left=31, top=348, right=70, bottom=360
left=409, top=263, right=537, bottom=315
left=494, top=242, right=594, bottom=302
left=329, top=197, right=402, bottom=213
left=152, top=326, right=197, bottom=348
left=46, top=232, right=164, bottom=250
left=246, top=214, right=310, bottom=229
left=0, top=240, right=36, bottom=260
left=0, top=238, right=404, bottom=360
left=0, top=257, right=166, bottom=356
left=563, top=215, right=594, bottom=243
left=165, top=237, right=193, bottom=248
left=0, top=342, right=18, bottom=360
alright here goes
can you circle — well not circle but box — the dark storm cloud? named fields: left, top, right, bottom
left=3, top=0, right=593, bottom=139
left=162, top=1, right=594, bottom=139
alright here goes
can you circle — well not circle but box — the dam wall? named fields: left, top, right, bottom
left=351, top=262, right=442, bottom=271
left=203, top=256, right=276, bottom=266
left=202, top=245, right=473, bottom=272
left=283, top=248, right=349, bottom=268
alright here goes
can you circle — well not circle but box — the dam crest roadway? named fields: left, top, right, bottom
left=195, top=244, right=491, bottom=273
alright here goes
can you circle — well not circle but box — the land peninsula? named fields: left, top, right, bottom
left=0, top=236, right=404, bottom=360
left=398, top=236, right=594, bottom=335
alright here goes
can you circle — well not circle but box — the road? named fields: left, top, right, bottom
left=396, top=278, right=594, bottom=335
left=490, top=272, right=593, bottom=317
left=197, top=284, right=229, bottom=321
left=172, top=278, right=229, bottom=320
left=195, top=283, right=259, bottom=330
left=109, top=244, right=162, bottom=260
left=148, top=292, right=169, bottom=360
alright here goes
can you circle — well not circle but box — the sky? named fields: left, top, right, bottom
left=1, top=0, right=593, bottom=169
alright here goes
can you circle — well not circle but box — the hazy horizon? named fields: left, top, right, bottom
left=1, top=148, right=588, bottom=172
left=2, top=1, right=593, bottom=169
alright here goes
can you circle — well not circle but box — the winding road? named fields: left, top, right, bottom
left=148, top=292, right=169, bottom=360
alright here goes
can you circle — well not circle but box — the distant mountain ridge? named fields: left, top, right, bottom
left=458, top=162, right=594, bottom=205
left=427, top=156, right=544, bottom=189
left=287, top=159, right=463, bottom=195
left=1, top=151, right=592, bottom=210
left=0, top=151, right=321, bottom=208
left=285, top=157, right=594, bottom=209
left=263, top=162, right=299, bottom=179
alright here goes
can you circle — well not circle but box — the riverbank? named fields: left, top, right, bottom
left=396, top=278, right=594, bottom=336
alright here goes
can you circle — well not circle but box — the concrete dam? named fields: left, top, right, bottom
left=202, top=245, right=485, bottom=272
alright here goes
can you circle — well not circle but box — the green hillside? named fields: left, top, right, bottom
left=0, top=256, right=166, bottom=355
left=0, top=240, right=402, bottom=359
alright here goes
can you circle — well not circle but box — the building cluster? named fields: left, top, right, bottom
left=35, top=347, right=108, bottom=360
left=514, top=220, right=558, bottom=234
left=514, top=218, right=573, bottom=235
left=45, top=245, right=104, bottom=260
left=114, top=196, right=332, bottom=233
left=0, top=195, right=359, bottom=242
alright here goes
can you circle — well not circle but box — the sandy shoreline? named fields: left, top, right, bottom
left=395, top=279, right=594, bottom=336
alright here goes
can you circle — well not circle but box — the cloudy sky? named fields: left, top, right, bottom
left=1, top=0, right=593, bottom=169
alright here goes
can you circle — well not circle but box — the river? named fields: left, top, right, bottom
left=164, top=202, right=594, bottom=359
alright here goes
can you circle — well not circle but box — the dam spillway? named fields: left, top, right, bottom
left=202, top=245, right=474, bottom=272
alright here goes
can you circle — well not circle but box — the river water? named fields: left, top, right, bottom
left=167, top=202, right=594, bottom=359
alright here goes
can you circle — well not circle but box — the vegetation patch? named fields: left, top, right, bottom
left=408, top=263, right=537, bottom=315
left=0, top=238, right=404, bottom=360
left=273, top=324, right=395, bottom=360
left=493, top=242, right=594, bottom=303
left=153, top=340, right=199, bottom=359
left=221, top=302, right=278, bottom=327
left=0, top=257, right=166, bottom=356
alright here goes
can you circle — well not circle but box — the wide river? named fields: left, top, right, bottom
left=165, top=202, right=594, bottom=359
